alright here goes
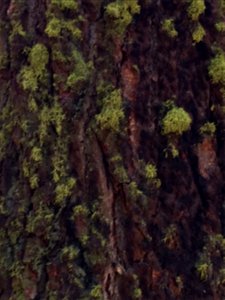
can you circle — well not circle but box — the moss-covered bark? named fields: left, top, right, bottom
left=1, top=0, right=225, bottom=299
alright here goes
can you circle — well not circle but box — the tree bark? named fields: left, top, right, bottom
left=0, top=0, right=225, bottom=299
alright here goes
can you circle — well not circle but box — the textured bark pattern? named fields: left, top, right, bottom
left=0, top=0, right=225, bottom=299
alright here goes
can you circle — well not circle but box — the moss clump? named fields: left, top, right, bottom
left=196, top=234, right=225, bottom=291
left=51, top=0, right=78, bottom=10
left=90, top=284, right=103, bottom=299
left=192, top=23, right=205, bottom=43
left=215, top=22, right=225, bottom=32
left=19, top=43, right=49, bottom=92
left=73, top=205, right=89, bottom=218
left=31, top=147, right=42, bottom=162
left=161, top=106, right=192, bottom=135
left=105, top=0, right=140, bottom=37
left=45, top=17, right=81, bottom=39
left=96, top=88, right=124, bottom=132
left=199, top=122, right=216, bottom=136
left=133, top=288, right=142, bottom=299
left=29, top=43, right=49, bottom=75
left=66, top=49, right=92, bottom=89
left=187, top=0, right=205, bottom=21
left=208, top=52, right=225, bottom=85
left=145, top=164, right=157, bottom=180
left=45, top=17, right=62, bottom=37
left=145, top=163, right=161, bottom=188
left=55, top=177, right=76, bottom=205
left=61, top=246, right=79, bottom=261
left=162, top=19, right=178, bottom=38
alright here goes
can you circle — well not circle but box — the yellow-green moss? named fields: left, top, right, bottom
left=145, top=163, right=161, bottom=188
left=29, top=43, right=49, bottom=76
left=31, top=147, right=42, bottom=162
left=66, top=50, right=92, bottom=88
left=145, top=164, right=157, bottom=179
left=192, top=23, right=205, bottom=43
left=45, top=17, right=62, bottom=37
left=196, top=234, right=225, bottom=288
left=19, top=43, right=49, bottom=92
left=105, top=0, right=140, bottom=37
left=96, top=89, right=124, bottom=132
left=199, top=122, right=216, bottom=136
left=73, top=205, right=89, bottom=218
left=51, top=0, right=78, bottom=10
left=45, top=17, right=81, bottom=39
left=187, top=0, right=205, bottom=21
left=208, top=52, right=225, bottom=85
left=162, top=106, right=192, bottom=135
left=215, top=22, right=225, bottom=32
left=55, top=177, right=76, bottom=205
left=162, top=18, right=178, bottom=38
left=90, top=284, right=103, bottom=299
left=61, top=246, right=79, bottom=261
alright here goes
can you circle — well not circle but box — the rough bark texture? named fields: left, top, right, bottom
left=1, top=0, right=225, bottom=299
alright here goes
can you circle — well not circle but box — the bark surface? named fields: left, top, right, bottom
left=0, top=0, right=225, bottom=299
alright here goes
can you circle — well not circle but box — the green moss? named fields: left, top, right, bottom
left=26, top=203, right=54, bottom=234
left=110, top=155, right=129, bottom=183
left=196, top=263, right=211, bottom=280
left=66, top=49, right=92, bottom=88
left=164, top=142, right=179, bottom=158
left=208, top=52, right=225, bottom=85
left=45, top=17, right=62, bottom=37
left=29, top=43, right=49, bottom=76
left=192, top=23, right=205, bottom=43
left=51, top=100, right=65, bottom=135
left=51, top=0, right=78, bottom=10
left=90, top=284, right=103, bottom=299
left=105, top=0, right=140, bottom=37
left=162, top=19, right=178, bottom=38
left=31, top=147, right=42, bottom=162
left=45, top=18, right=81, bottom=39
left=196, top=234, right=225, bottom=289
left=55, top=177, right=76, bottom=205
left=20, top=66, right=38, bottom=92
left=199, top=122, right=216, bottom=136
left=9, top=21, right=26, bottom=44
left=73, top=205, right=89, bottom=218
left=19, top=43, right=49, bottom=92
left=187, top=0, right=205, bottom=21
left=161, top=106, right=192, bottom=135
left=96, top=89, right=124, bottom=132
left=145, top=164, right=157, bottom=179
left=215, top=22, right=225, bottom=32
left=61, top=246, right=79, bottom=261
left=133, top=288, right=142, bottom=299
left=29, top=174, right=39, bottom=189
left=128, top=181, right=143, bottom=199
left=163, top=224, right=178, bottom=249
left=145, top=163, right=161, bottom=189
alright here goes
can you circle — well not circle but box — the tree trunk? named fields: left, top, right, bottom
left=0, top=0, right=225, bottom=299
